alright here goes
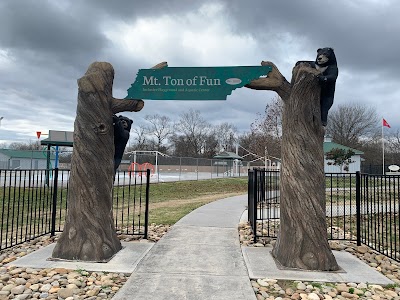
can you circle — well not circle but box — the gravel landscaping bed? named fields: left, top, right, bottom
left=2, top=221, right=400, bottom=300
left=239, top=221, right=400, bottom=300
left=0, top=224, right=170, bottom=300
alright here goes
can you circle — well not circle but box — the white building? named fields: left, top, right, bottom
left=0, top=149, right=56, bottom=169
left=323, top=138, right=363, bottom=173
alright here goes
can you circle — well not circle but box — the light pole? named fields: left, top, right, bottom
left=0, top=117, right=3, bottom=127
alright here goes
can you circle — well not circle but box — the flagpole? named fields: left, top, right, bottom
left=382, top=118, right=392, bottom=174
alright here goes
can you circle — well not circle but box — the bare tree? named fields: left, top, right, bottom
left=8, top=141, right=40, bottom=150
left=170, top=135, right=191, bottom=157
left=174, top=109, right=211, bottom=157
left=326, top=103, right=379, bottom=148
left=246, top=61, right=339, bottom=271
left=250, top=96, right=283, bottom=159
left=215, top=122, right=237, bottom=152
left=237, top=132, right=255, bottom=155
left=252, top=96, right=283, bottom=139
left=387, top=129, right=400, bottom=152
left=358, top=139, right=382, bottom=167
left=145, top=114, right=173, bottom=151
left=131, top=123, right=149, bottom=150
left=8, top=142, right=25, bottom=150
left=202, top=131, right=219, bottom=157
left=385, top=129, right=400, bottom=166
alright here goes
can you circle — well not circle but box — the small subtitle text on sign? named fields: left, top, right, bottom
left=142, top=87, right=210, bottom=93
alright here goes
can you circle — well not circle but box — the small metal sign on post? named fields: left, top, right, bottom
left=126, top=65, right=272, bottom=101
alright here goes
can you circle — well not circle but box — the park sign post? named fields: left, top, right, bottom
left=126, top=65, right=272, bottom=100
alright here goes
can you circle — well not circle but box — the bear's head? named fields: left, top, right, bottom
left=118, top=115, right=133, bottom=131
left=315, top=48, right=337, bottom=67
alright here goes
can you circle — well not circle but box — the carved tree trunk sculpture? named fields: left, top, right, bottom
left=52, top=62, right=165, bottom=261
left=246, top=62, right=339, bottom=271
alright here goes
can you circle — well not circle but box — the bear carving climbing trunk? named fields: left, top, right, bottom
left=51, top=62, right=149, bottom=261
left=246, top=60, right=339, bottom=271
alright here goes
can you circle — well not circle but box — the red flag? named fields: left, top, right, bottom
left=383, top=118, right=391, bottom=128
left=36, top=131, right=41, bottom=139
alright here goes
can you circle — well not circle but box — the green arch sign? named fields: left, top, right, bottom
left=126, top=66, right=272, bottom=101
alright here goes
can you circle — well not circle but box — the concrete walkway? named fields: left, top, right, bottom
left=8, top=194, right=392, bottom=299
left=112, top=194, right=392, bottom=299
left=113, top=194, right=256, bottom=300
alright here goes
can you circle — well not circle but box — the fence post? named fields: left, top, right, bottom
left=247, top=170, right=253, bottom=222
left=50, top=168, right=59, bottom=236
left=46, top=145, right=51, bottom=186
left=356, top=171, right=361, bottom=246
left=252, top=169, right=258, bottom=243
left=144, top=169, right=150, bottom=239
left=179, top=157, right=182, bottom=181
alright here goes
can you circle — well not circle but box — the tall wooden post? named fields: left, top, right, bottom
left=246, top=62, right=339, bottom=271
left=52, top=62, right=165, bottom=261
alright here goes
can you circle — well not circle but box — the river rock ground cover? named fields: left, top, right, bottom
left=0, top=224, right=170, bottom=300
left=239, top=221, right=400, bottom=300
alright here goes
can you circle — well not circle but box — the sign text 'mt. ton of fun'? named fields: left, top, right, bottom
left=126, top=65, right=272, bottom=101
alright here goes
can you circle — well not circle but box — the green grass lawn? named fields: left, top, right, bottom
left=147, top=177, right=248, bottom=224
left=0, top=177, right=248, bottom=247
left=149, top=177, right=247, bottom=202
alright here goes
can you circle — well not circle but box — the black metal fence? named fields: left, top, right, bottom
left=0, top=168, right=150, bottom=251
left=248, top=169, right=400, bottom=262
left=248, top=169, right=280, bottom=241
left=359, top=174, right=400, bottom=260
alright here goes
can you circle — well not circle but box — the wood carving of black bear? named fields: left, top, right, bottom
left=113, top=114, right=133, bottom=176
left=296, top=47, right=338, bottom=126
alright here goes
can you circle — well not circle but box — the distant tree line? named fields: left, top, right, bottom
left=2, top=100, right=399, bottom=167
left=128, top=108, right=238, bottom=158
left=247, top=98, right=400, bottom=167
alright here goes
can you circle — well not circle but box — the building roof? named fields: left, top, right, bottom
left=213, top=151, right=243, bottom=160
left=41, top=130, right=73, bottom=147
left=323, top=141, right=364, bottom=155
left=0, top=149, right=56, bottom=159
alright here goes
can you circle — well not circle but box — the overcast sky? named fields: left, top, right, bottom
left=1, top=0, right=399, bottom=145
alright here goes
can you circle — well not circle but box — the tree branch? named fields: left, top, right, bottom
left=111, top=99, right=144, bottom=114
left=151, top=61, right=168, bottom=69
left=245, top=61, right=291, bottom=102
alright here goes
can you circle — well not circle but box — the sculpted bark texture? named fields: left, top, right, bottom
left=247, top=62, right=339, bottom=271
left=52, top=62, right=144, bottom=261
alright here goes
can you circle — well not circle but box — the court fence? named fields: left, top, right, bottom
left=0, top=150, right=252, bottom=182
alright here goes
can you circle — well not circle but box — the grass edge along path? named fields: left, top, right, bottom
left=148, top=177, right=248, bottom=225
